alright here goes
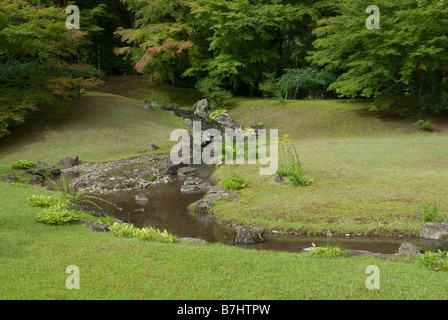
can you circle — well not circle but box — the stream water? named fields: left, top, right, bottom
left=85, top=166, right=446, bottom=255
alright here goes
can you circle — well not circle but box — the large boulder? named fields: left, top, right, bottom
left=214, top=113, right=234, bottom=128
left=194, top=99, right=209, bottom=117
left=88, top=222, right=110, bottom=232
left=195, top=198, right=214, bottom=213
left=177, top=167, right=197, bottom=177
left=397, top=242, right=422, bottom=257
left=233, top=226, right=265, bottom=244
left=420, top=223, right=448, bottom=240
left=56, top=156, right=80, bottom=167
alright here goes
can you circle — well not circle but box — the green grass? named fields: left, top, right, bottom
left=1, top=77, right=448, bottom=299
left=210, top=98, right=448, bottom=237
left=2, top=182, right=448, bottom=300
left=99, top=75, right=202, bottom=108
left=0, top=92, right=185, bottom=174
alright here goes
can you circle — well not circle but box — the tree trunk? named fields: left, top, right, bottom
left=112, top=0, right=121, bottom=19
left=417, top=73, right=425, bottom=97
left=248, top=85, right=254, bottom=98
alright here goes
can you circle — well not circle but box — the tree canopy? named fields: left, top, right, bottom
left=1, top=0, right=448, bottom=136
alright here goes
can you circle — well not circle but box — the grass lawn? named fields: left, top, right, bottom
left=0, top=91, right=186, bottom=177
left=211, top=98, right=448, bottom=237
left=1, top=78, right=447, bottom=300
left=1, top=181, right=448, bottom=300
left=99, top=75, right=202, bottom=108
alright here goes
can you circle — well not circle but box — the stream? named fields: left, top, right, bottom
left=85, top=166, right=446, bottom=255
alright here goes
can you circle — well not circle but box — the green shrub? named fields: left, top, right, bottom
left=275, top=90, right=288, bottom=106
left=259, top=72, right=279, bottom=97
left=278, top=68, right=336, bottom=100
left=220, top=174, right=248, bottom=190
left=309, top=243, right=347, bottom=258
left=417, top=201, right=446, bottom=222
left=35, top=204, right=80, bottom=225
left=195, top=76, right=232, bottom=106
left=415, top=119, right=435, bottom=131
left=109, top=222, right=135, bottom=238
left=417, top=250, right=448, bottom=272
left=109, top=222, right=177, bottom=243
left=10, top=160, right=37, bottom=170
left=209, top=108, right=229, bottom=120
left=99, top=215, right=116, bottom=225
left=26, top=194, right=68, bottom=208
left=133, top=227, right=177, bottom=243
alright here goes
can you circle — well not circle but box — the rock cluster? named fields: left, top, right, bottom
left=61, top=155, right=179, bottom=194
left=180, top=176, right=211, bottom=194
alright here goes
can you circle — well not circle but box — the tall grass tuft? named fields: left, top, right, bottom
left=277, top=137, right=314, bottom=187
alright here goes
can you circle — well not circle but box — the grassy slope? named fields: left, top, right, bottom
left=0, top=91, right=185, bottom=176
left=211, top=98, right=448, bottom=236
left=1, top=80, right=448, bottom=299
left=99, top=75, right=202, bottom=108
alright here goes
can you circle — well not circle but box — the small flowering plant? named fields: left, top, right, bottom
left=418, top=249, right=448, bottom=272
left=416, top=201, right=447, bottom=224
left=276, top=135, right=314, bottom=187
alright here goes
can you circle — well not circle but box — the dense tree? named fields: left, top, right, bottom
left=184, top=0, right=315, bottom=97
left=115, top=0, right=316, bottom=99
left=308, top=0, right=448, bottom=112
left=115, top=0, right=195, bottom=84
left=0, top=0, right=102, bottom=137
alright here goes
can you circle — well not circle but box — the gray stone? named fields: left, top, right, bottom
left=177, top=167, right=197, bottom=176
left=48, top=167, right=61, bottom=175
left=195, top=99, right=209, bottom=117
left=180, top=179, right=211, bottom=194
left=214, top=113, right=234, bottom=128
left=420, top=223, right=448, bottom=240
left=206, top=185, right=233, bottom=200
left=234, top=122, right=243, bottom=132
left=135, top=194, right=149, bottom=202
left=56, top=156, right=80, bottom=167
left=274, top=176, right=284, bottom=183
left=397, top=242, right=422, bottom=256
left=346, top=250, right=395, bottom=259
left=88, top=222, right=110, bottom=232
left=180, top=237, right=208, bottom=244
left=25, top=167, right=44, bottom=175
left=36, top=161, right=50, bottom=167
left=233, top=226, right=265, bottom=244
left=3, top=173, right=16, bottom=183
left=168, top=103, right=178, bottom=109
left=195, top=198, right=214, bottom=213
left=164, top=163, right=186, bottom=175
left=151, top=144, right=160, bottom=151
left=180, top=185, right=199, bottom=193
left=144, top=104, right=153, bottom=110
